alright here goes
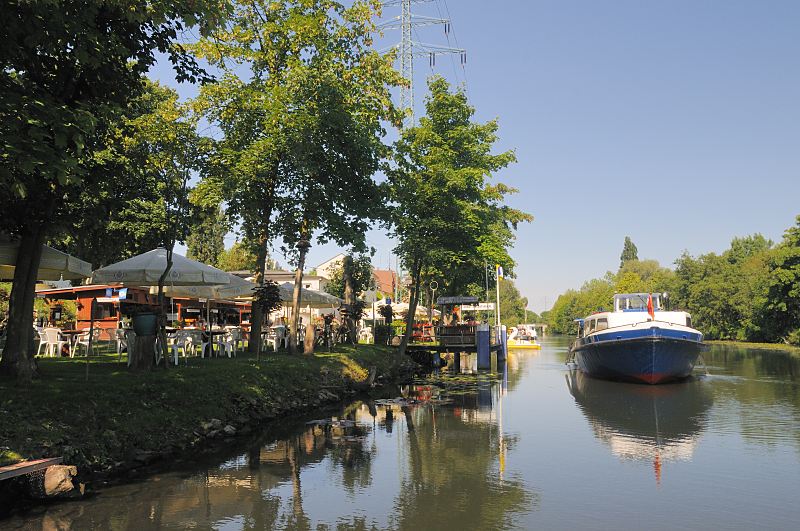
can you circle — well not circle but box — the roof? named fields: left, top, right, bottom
left=36, top=284, right=146, bottom=295
left=373, top=269, right=396, bottom=293
left=264, top=271, right=325, bottom=280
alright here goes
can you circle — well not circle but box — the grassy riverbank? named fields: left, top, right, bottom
left=706, top=340, right=800, bottom=355
left=0, top=344, right=417, bottom=475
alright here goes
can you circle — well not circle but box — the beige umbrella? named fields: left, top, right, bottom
left=0, top=235, right=91, bottom=281
left=150, top=273, right=255, bottom=299
left=278, top=282, right=342, bottom=308
left=91, top=248, right=230, bottom=287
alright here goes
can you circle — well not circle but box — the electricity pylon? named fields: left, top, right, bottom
left=381, top=0, right=466, bottom=127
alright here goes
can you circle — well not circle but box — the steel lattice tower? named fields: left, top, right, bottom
left=381, top=0, right=466, bottom=127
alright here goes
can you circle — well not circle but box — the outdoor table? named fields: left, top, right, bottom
left=59, top=329, right=84, bottom=353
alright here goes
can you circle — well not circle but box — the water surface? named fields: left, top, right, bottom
left=4, top=338, right=800, bottom=530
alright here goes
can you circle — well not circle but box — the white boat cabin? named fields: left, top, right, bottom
left=577, top=293, right=694, bottom=338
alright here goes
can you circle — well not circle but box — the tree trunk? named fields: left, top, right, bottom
left=398, top=257, right=422, bottom=357
left=343, top=255, right=355, bottom=344
left=154, top=247, right=174, bottom=370
left=0, top=224, right=47, bottom=381
left=288, top=241, right=310, bottom=355
left=248, top=234, right=269, bottom=356
left=129, top=334, right=156, bottom=371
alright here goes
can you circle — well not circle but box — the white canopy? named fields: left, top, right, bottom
left=0, top=236, right=92, bottom=281
left=390, top=302, right=440, bottom=318
left=279, top=282, right=342, bottom=308
left=91, top=248, right=231, bottom=287
left=150, top=273, right=256, bottom=300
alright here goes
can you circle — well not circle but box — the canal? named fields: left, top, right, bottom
left=3, top=337, right=800, bottom=529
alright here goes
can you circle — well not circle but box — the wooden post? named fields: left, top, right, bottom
left=303, top=323, right=315, bottom=355
left=85, top=297, right=96, bottom=382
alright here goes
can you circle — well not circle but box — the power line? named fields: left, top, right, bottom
left=380, top=0, right=466, bottom=127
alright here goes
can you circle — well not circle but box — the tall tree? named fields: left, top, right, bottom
left=186, top=203, right=227, bottom=267
left=324, top=253, right=376, bottom=299
left=386, top=76, right=531, bottom=355
left=51, top=81, right=205, bottom=268
left=763, top=217, right=800, bottom=344
left=0, top=1, right=226, bottom=380
left=192, top=0, right=399, bottom=354
left=619, top=236, right=639, bottom=269
left=216, top=241, right=259, bottom=272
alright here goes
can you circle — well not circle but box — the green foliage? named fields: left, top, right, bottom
left=325, top=254, right=375, bottom=299
left=192, top=0, right=401, bottom=265
left=498, top=279, right=530, bottom=326
left=216, top=242, right=258, bottom=272
left=186, top=202, right=227, bottom=267
left=378, top=304, right=394, bottom=323
left=386, top=76, right=532, bottom=317
left=673, top=234, right=773, bottom=340
left=253, top=280, right=282, bottom=315
left=763, top=217, right=800, bottom=342
left=619, top=236, right=638, bottom=269
left=545, top=225, right=800, bottom=345
left=52, top=80, right=205, bottom=266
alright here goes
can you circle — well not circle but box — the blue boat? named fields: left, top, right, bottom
left=568, top=293, right=708, bottom=384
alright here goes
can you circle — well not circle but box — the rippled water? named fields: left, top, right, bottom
left=4, top=338, right=800, bottom=530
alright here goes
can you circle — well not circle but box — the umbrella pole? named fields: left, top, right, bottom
left=86, top=297, right=96, bottom=382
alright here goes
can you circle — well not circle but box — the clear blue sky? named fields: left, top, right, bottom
left=154, top=0, right=800, bottom=313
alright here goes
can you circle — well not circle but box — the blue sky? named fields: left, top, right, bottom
left=154, top=0, right=800, bottom=313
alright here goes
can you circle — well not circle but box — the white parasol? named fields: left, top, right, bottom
left=0, top=235, right=92, bottom=281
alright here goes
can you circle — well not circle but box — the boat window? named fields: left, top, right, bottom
left=686, top=315, right=692, bottom=328
left=596, top=318, right=608, bottom=331
left=586, top=319, right=596, bottom=334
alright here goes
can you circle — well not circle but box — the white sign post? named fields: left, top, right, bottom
left=495, top=265, right=504, bottom=327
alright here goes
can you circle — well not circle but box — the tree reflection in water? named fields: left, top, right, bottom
left=7, top=358, right=536, bottom=530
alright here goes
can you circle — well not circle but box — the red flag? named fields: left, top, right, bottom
left=647, top=293, right=655, bottom=320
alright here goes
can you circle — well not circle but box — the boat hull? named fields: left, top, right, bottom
left=571, top=334, right=706, bottom=384
left=508, top=340, right=541, bottom=350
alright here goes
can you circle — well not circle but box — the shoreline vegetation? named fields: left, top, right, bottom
left=544, top=223, right=800, bottom=348
left=0, top=344, right=417, bottom=507
left=705, top=339, right=800, bottom=355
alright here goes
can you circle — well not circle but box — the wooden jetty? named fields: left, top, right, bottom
left=0, top=457, right=63, bottom=482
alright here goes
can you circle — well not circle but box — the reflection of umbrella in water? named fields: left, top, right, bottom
left=566, top=371, right=713, bottom=483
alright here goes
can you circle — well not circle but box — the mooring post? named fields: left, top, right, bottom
left=497, top=325, right=508, bottom=362
left=476, top=323, right=490, bottom=370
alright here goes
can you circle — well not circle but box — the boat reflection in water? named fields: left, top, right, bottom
left=566, top=370, right=713, bottom=483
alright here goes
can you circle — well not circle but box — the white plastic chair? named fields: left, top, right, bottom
left=115, top=329, right=128, bottom=362
left=222, top=328, right=242, bottom=358
left=183, top=330, right=202, bottom=358
left=43, top=328, right=66, bottom=357
left=358, top=326, right=373, bottom=344
left=36, top=329, right=48, bottom=356
left=74, top=329, right=101, bottom=357
left=264, top=326, right=286, bottom=352
left=170, top=330, right=197, bottom=365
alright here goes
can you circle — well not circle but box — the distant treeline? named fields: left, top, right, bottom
left=543, top=216, right=800, bottom=346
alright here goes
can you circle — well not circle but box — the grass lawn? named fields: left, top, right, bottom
left=0, top=342, right=413, bottom=472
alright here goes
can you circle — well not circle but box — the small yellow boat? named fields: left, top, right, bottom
left=508, top=325, right=541, bottom=349
left=508, top=339, right=541, bottom=350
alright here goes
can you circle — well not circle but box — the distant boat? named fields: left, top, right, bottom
left=568, top=293, right=707, bottom=384
left=508, top=324, right=541, bottom=349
